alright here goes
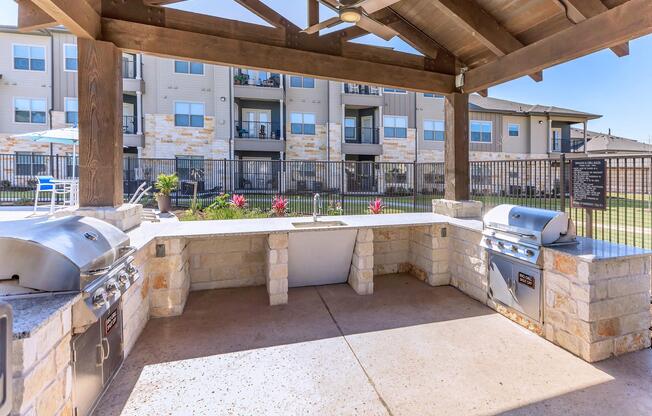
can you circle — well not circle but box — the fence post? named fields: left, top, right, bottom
left=223, top=158, right=227, bottom=194
left=340, top=160, right=345, bottom=213
left=559, top=154, right=566, bottom=212
left=412, top=162, right=417, bottom=212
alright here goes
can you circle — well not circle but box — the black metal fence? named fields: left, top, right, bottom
left=2, top=153, right=651, bottom=248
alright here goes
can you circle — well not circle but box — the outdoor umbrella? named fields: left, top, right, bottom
left=14, top=127, right=79, bottom=177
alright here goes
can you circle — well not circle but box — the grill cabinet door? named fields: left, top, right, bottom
left=488, top=253, right=515, bottom=309
left=101, top=304, right=124, bottom=385
left=510, top=261, right=541, bottom=322
left=72, top=320, right=103, bottom=416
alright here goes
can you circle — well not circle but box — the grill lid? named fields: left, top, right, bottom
left=483, top=204, right=575, bottom=246
left=0, top=216, right=129, bottom=291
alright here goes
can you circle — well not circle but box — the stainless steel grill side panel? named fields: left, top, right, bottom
left=483, top=204, right=574, bottom=246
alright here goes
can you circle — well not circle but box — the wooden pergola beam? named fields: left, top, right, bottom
left=464, top=0, right=652, bottom=92
left=432, top=0, right=542, bottom=82
left=16, top=0, right=56, bottom=31
left=234, top=0, right=299, bottom=30
left=29, top=0, right=100, bottom=39
left=561, top=0, right=630, bottom=57
left=102, top=18, right=455, bottom=93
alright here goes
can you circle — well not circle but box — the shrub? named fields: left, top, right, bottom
left=155, top=173, right=179, bottom=196
left=368, top=198, right=384, bottom=214
left=208, top=193, right=231, bottom=210
left=230, top=194, right=247, bottom=209
left=271, top=195, right=289, bottom=217
left=327, top=202, right=343, bottom=216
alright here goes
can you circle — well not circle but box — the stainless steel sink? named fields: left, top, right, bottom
left=291, top=220, right=348, bottom=229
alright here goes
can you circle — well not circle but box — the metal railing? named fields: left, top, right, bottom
left=123, top=116, right=136, bottom=134
left=344, top=127, right=380, bottom=144
left=2, top=153, right=651, bottom=248
left=343, top=83, right=380, bottom=95
left=233, top=70, right=281, bottom=88
left=234, top=121, right=282, bottom=140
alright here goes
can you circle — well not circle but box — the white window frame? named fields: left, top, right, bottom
left=290, top=112, right=316, bottom=135
left=422, top=93, right=444, bottom=99
left=12, top=43, right=46, bottom=72
left=63, top=43, right=77, bottom=72
left=64, top=97, right=78, bottom=126
left=173, top=60, right=204, bottom=76
left=423, top=119, right=445, bottom=141
left=173, top=100, right=205, bottom=128
left=383, top=87, right=408, bottom=94
left=13, top=97, right=47, bottom=125
left=383, top=115, right=408, bottom=139
left=289, top=76, right=315, bottom=89
left=508, top=123, right=520, bottom=137
left=470, top=120, right=493, bottom=143
left=344, top=116, right=357, bottom=140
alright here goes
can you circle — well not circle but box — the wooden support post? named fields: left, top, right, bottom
left=78, top=38, right=124, bottom=207
left=444, top=92, right=470, bottom=201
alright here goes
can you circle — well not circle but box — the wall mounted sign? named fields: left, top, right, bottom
left=571, top=159, right=607, bottom=210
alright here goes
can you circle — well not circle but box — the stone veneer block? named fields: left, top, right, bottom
left=432, top=199, right=483, bottom=219
left=149, top=238, right=191, bottom=318
left=542, top=249, right=651, bottom=362
left=349, top=229, right=375, bottom=295
left=265, top=233, right=289, bottom=305
left=408, top=225, right=450, bottom=286
left=55, top=203, right=143, bottom=231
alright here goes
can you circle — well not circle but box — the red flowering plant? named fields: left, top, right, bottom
left=271, top=195, right=289, bottom=217
left=368, top=198, right=384, bottom=214
left=230, top=194, right=247, bottom=209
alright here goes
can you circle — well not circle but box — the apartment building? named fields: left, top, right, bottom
left=0, top=26, right=602, bottom=171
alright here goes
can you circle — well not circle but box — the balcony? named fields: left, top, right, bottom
left=123, top=116, right=136, bottom=134
left=234, top=121, right=285, bottom=152
left=342, top=127, right=382, bottom=156
left=343, top=83, right=380, bottom=95
left=233, top=70, right=283, bottom=100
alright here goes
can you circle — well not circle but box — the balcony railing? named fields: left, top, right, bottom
left=344, top=127, right=380, bottom=144
left=343, top=83, right=380, bottom=95
left=233, top=70, right=281, bottom=88
left=123, top=116, right=136, bottom=134
left=235, top=121, right=282, bottom=140
left=122, top=58, right=136, bottom=79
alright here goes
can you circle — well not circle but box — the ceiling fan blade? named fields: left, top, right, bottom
left=302, top=16, right=343, bottom=34
left=357, top=0, right=402, bottom=14
left=356, top=14, right=397, bottom=41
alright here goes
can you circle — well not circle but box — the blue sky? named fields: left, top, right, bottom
left=2, top=0, right=651, bottom=142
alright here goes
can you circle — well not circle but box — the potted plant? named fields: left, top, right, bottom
left=155, top=173, right=179, bottom=213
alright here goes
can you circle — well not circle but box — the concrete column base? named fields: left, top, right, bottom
left=55, top=204, right=143, bottom=231
left=432, top=199, right=483, bottom=219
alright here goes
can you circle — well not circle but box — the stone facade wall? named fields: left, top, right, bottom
left=373, top=227, right=411, bottom=276
left=348, top=229, right=374, bottom=295
left=448, top=225, right=489, bottom=304
left=12, top=304, right=73, bottom=416
left=409, top=224, right=450, bottom=286
left=188, top=235, right=266, bottom=291
left=285, top=123, right=328, bottom=160
left=542, top=249, right=652, bottom=362
left=123, top=241, right=152, bottom=356
left=381, top=128, right=416, bottom=162
left=140, top=114, right=229, bottom=159
left=265, top=233, right=289, bottom=305
left=148, top=238, right=190, bottom=318
left=327, top=122, right=342, bottom=161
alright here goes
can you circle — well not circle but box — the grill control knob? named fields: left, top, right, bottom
left=118, top=272, right=129, bottom=287
left=126, top=264, right=137, bottom=276
left=497, top=241, right=505, bottom=248
left=92, top=290, right=107, bottom=308
left=525, top=249, right=535, bottom=257
left=105, top=279, right=119, bottom=296
left=511, top=245, right=518, bottom=252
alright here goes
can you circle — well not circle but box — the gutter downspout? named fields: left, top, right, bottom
left=327, top=80, right=330, bottom=161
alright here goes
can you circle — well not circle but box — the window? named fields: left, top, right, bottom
left=508, top=123, right=520, bottom=137
left=423, top=120, right=445, bottom=141
left=14, top=98, right=46, bottom=124
left=470, top=120, right=492, bottom=143
left=174, top=60, right=204, bottom=75
left=344, top=117, right=356, bottom=139
left=423, top=93, right=444, bottom=99
left=13, top=45, right=45, bottom=71
left=63, top=44, right=77, bottom=71
left=174, top=102, right=204, bottom=127
left=383, top=88, right=407, bottom=94
left=175, top=156, right=204, bottom=181
left=64, top=98, right=78, bottom=125
left=383, top=115, right=407, bottom=138
left=290, top=113, right=316, bottom=135
left=289, top=76, right=314, bottom=88
left=15, top=152, right=47, bottom=176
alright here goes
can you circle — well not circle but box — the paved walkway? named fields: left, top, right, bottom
left=96, top=275, right=652, bottom=416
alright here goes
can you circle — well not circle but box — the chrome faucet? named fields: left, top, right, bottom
left=313, top=193, right=321, bottom=222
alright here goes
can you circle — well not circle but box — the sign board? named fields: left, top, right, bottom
left=571, top=159, right=607, bottom=210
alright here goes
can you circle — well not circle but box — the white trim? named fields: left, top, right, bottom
left=12, top=43, right=47, bottom=72
left=469, top=119, right=493, bottom=143
left=383, top=115, right=408, bottom=139
left=12, top=96, right=48, bottom=125
left=62, top=43, right=77, bottom=73
left=173, top=60, right=205, bottom=76
left=290, top=111, right=316, bottom=135
left=507, top=122, right=520, bottom=137
left=344, top=116, right=357, bottom=140
left=422, top=93, right=444, bottom=99
left=288, top=75, right=315, bottom=89
left=423, top=119, right=445, bottom=142
left=173, top=100, right=206, bottom=128
left=383, top=87, right=408, bottom=94
left=64, top=96, right=78, bottom=126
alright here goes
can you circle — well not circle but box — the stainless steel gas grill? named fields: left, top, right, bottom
left=481, top=205, right=577, bottom=323
left=0, top=216, right=140, bottom=416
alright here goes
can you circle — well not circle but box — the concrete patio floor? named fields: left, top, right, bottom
left=95, top=275, right=652, bottom=416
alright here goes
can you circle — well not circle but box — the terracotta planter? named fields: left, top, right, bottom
left=156, top=194, right=171, bottom=213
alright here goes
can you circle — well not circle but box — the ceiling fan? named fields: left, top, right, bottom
left=302, top=0, right=401, bottom=41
